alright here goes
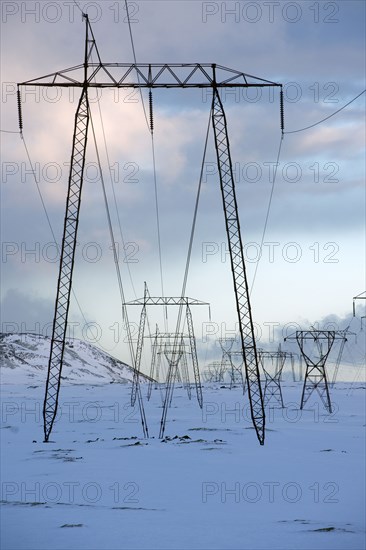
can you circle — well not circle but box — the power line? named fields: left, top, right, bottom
left=250, top=133, right=284, bottom=294
left=89, top=50, right=138, bottom=299
left=124, top=0, right=149, bottom=132
left=124, top=0, right=166, bottom=329
left=20, top=132, right=89, bottom=329
left=72, top=0, right=83, bottom=14
left=151, top=134, right=165, bottom=299
left=250, top=88, right=365, bottom=288
left=284, top=89, right=365, bottom=134
left=181, top=109, right=212, bottom=299
left=89, top=108, right=149, bottom=437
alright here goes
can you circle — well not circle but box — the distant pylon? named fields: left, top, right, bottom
left=258, top=347, right=285, bottom=408
left=218, top=338, right=246, bottom=393
left=284, top=330, right=345, bottom=413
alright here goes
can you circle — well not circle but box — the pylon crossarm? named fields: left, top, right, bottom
left=19, top=63, right=281, bottom=89
left=124, top=297, right=209, bottom=306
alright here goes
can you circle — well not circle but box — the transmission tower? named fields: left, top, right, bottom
left=146, top=329, right=192, bottom=401
left=330, top=327, right=355, bottom=387
left=291, top=353, right=301, bottom=382
left=258, top=346, right=292, bottom=408
left=203, top=361, right=226, bottom=383
left=18, top=14, right=283, bottom=443
left=218, top=338, right=246, bottom=391
left=285, top=330, right=346, bottom=413
left=353, top=291, right=366, bottom=329
left=124, top=286, right=209, bottom=436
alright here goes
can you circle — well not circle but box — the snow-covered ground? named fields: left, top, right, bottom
left=1, top=380, right=365, bottom=549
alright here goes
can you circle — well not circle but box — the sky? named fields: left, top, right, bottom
left=1, top=0, right=365, bottom=371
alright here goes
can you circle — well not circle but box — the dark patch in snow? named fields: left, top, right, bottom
left=0, top=500, right=46, bottom=507
left=113, top=435, right=137, bottom=441
left=111, top=506, right=163, bottom=511
left=188, top=427, right=232, bottom=432
left=309, top=526, right=355, bottom=533
left=120, top=441, right=148, bottom=447
left=278, top=519, right=311, bottom=525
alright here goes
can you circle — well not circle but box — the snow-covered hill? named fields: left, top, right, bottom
left=0, top=333, right=151, bottom=385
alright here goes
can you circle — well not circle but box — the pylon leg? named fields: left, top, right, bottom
left=43, top=88, right=89, bottom=442
left=180, top=347, right=192, bottom=400
left=186, top=305, right=203, bottom=408
left=147, top=326, right=159, bottom=401
left=131, top=305, right=147, bottom=406
left=211, top=88, right=265, bottom=444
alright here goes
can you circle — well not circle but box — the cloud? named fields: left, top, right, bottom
left=1, top=288, right=54, bottom=333
left=1, top=0, right=364, bottom=357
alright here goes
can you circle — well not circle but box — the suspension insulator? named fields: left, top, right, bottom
left=17, top=87, right=23, bottom=132
left=280, top=88, right=284, bottom=133
left=149, top=89, right=154, bottom=133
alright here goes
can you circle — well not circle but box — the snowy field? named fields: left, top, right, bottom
left=1, top=381, right=365, bottom=550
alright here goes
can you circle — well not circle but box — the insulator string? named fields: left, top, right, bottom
left=17, top=86, right=23, bottom=133
left=280, top=87, right=284, bottom=134
left=149, top=89, right=154, bottom=134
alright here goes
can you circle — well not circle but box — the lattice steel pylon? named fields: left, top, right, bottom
left=212, top=88, right=266, bottom=444
left=42, top=19, right=93, bottom=442
left=203, top=361, right=226, bottom=383
left=218, top=338, right=245, bottom=391
left=18, top=15, right=282, bottom=442
left=353, top=291, right=366, bottom=329
left=330, top=328, right=353, bottom=387
left=258, top=346, right=288, bottom=408
left=43, top=88, right=89, bottom=441
left=124, top=286, right=209, bottom=437
left=146, top=329, right=192, bottom=401
left=285, top=330, right=345, bottom=413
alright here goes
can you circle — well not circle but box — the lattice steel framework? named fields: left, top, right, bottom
left=285, top=330, right=346, bottom=413
left=130, top=284, right=148, bottom=407
left=203, top=361, right=226, bottom=383
left=353, top=291, right=366, bottom=329
left=330, top=328, right=352, bottom=387
left=43, top=87, right=89, bottom=442
left=146, top=330, right=192, bottom=401
left=258, top=348, right=289, bottom=408
left=186, top=305, right=203, bottom=408
left=353, top=291, right=366, bottom=316
left=218, top=338, right=246, bottom=391
left=212, top=88, right=265, bottom=444
left=18, top=14, right=282, bottom=442
left=124, top=288, right=207, bottom=436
